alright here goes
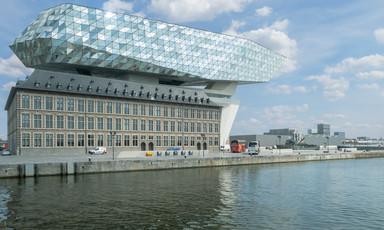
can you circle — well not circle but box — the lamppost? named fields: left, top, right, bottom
left=201, top=134, right=206, bottom=158
left=277, top=135, right=281, bottom=155
left=110, top=131, right=116, bottom=160
left=326, top=136, right=330, bottom=152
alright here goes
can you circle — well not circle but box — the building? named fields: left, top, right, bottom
left=263, top=128, right=303, bottom=142
left=317, top=124, right=330, bottom=135
left=334, top=132, right=345, bottom=139
left=308, top=129, right=317, bottom=134
left=5, top=4, right=284, bottom=155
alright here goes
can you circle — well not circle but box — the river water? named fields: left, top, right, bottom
left=1, top=158, right=384, bottom=229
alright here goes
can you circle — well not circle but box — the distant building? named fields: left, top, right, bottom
left=317, top=124, right=330, bottom=135
left=263, top=128, right=303, bottom=142
left=308, top=129, right=318, bottom=134
left=334, top=132, right=345, bottom=139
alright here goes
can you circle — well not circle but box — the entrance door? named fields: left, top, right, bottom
left=141, top=142, right=146, bottom=151
left=149, top=142, right=154, bottom=151
left=203, top=143, right=207, bottom=150
left=197, top=142, right=201, bottom=150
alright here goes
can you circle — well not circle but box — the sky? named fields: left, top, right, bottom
left=0, top=0, right=383, bottom=139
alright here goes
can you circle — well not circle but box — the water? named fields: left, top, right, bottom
left=1, top=158, right=384, bottom=229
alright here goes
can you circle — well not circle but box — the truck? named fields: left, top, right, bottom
left=248, top=141, right=260, bottom=155
left=89, top=147, right=107, bottom=155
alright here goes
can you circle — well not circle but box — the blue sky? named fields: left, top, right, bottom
left=0, top=0, right=383, bottom=139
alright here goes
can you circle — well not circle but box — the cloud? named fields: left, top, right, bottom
left=148, top=0, right=251, bottom=23
left=268, top=84, right=308, bottom=94
left=324, top=54, right=384, bottom=74
left=255, top=6, right=272, bottom=17
left=306, top=75, right=349, bottom=101
left=0, top=54, right=33, bottom=78
left=102, top=0, right=134, bottom=13
left=1, top=81, right=16, bottom=91
left=356, top=71, right=384, bottom=80
left=357, top=83, right=379, bottom=90
left=374, top=28, right=384, bottom=44
left=323, top=114, right=346, bottom=119
left=223, top=19, right=298, bottom=73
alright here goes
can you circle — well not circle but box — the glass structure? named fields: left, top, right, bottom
left=10, top=3, right=285, bottom=84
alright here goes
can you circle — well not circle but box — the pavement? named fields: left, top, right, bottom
left=0, top=149, right=367, bottom=165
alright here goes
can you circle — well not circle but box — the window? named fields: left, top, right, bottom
left=97, top=118, right=104, bottom=130
left=88, top=100, right=94, bottom=112
left=163, top=121, right=168, bottom=132
left=124, top=119, right=129, bottom=130
left=140, top=104, right=146, bottom=115
left=116, top=103, right=121, bottom=114
left=22, top=133, right=30, bottom=147
left=177, top=122, right=182, bottom=132
left=34, top=96, right=41, bottom=109
left=116, top=118, right=121, bottom=130
left=22, top=95, right=30, bottom=108
left=170, top=121, right=175, bottom=132
left=184, top=122, right=188, bottom=132
left=156, top=136, right=161, bottom=146
left=67, top=116, right=74, bottom=129
left=68, top=134, right=75, bottom=147
left=197, top=123, right=201, bottom=132
left=148, top=105, right=153, bottom=116
left=203, top=123, right=207, bottom=132
left=46, top=134, right=53, bottom=147
left=163, top=107, right=168, bottom=117
left=163, top=136, right=169, bottom=146
left=78, top=134, right=84, bottom=147
left=140, top=120, right=146, bottom=131
left=46, top=115, right=53, bottom=128
left=184, top=108, right=188, bottom=118
left=170, top=107, right=175, bottom=117
left=209, top=123, right=213, bottom=133
left=214, top=137, right=219, bottom=146
left=46, top=97, right=53, bottom=110
left=34, top=114, right=41, bottom=128
left=78, top=117, right=85, bottom=129
left=116, top=135, right=121, bottom=146
left=124, top=103, right=129, bottom=114
left=177, top=108, right=182, bottom=118
left=34, top=133, right=42, bottom=147
left=88, top=134, right=94, bottom=146
left=184, top=136, right=188, bottom=146
left=156, top=106, right=161, bottom=116
left=177, top=136, right=182, bottom=146
left=97, top=101, right=104, bottom=113
left=209, top=111, right=213, bottom=120
left=203, top=110, right=207, bottom=119
left=148, top=120, right=153, bottom=131
left=57, top=98, right=64, bottom=111
left=88, top=117, right=94, bottom=129
left=190, top=109, right=195, bottom=118
left=68, top=99, right=74, bottom=111
left=97, top=134, right=104, bottom=146
left=190, top=136, right=195, bottom=146
left=78, top=99, right=84, bottom=112
left=133, top=104, right=138, bottom=115
left=57, top=134, right=64, bottom=147
left=215, top=124, right=219, bottom=133
left=156, top=121, right=161, bottom=131
left=56, top=115, right=64, bottom=129
left=190, top=122, right=195, bottom=133
left=106, top=102, right=112, bottom=113
left=132, top=135, right=138, bottom=146
left=107, top=118, right=112, bottom=130
left=107, top=135, right=112, bottom=146
left=209, top=137, right=213, bottom=146
left=197, top=109, right=201, bottom=119
left=214, top=111, right=219, bottom=120
left=133, top=119, right=138, bottom=131
left=170, top=136, right=175, bottom=146
left=124, top=135, right=130, bottom=146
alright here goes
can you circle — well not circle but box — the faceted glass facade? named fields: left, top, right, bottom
left=10, top=4, right=284, bottom=83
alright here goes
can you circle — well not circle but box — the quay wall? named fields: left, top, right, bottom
left=1, top=151, right=384, bottom=178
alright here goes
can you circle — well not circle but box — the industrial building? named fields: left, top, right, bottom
left=5, top=4, right=284, bottom=155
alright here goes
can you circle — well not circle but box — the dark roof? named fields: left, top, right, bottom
left=5, top=70, right=219, bottom=110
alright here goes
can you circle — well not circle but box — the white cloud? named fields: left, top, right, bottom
left=296, top=104, right=308, bottom=112
left=223, top=19, right=298, bottom=73
left=293, top=86, right=308, bottom=93
left=0, top=54, right=33, bottom=78
left=358, top=83, right=379, bottom=90
left=1, top=81, right=16, bottom=91
left=325, top=54, right=384, bottom=74
left=323, top=114, right=346, bottom=118
left=148, top=0, right=251, bottom=23
left=356, top=71, right=384, bottom=80
left=306, top=75, right=349, bottom=101
left=374, top=28, right=384, bottom=44
left=255, top=6, right=272, bottom=17
left=102, top=0, right=134, bottom=13
left=249, top=118, right=260, bottom=124
left=268, top=84, right=308, bottom=94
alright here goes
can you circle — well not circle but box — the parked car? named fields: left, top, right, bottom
left=89, top=147, right=107, bottom=155
left=1, top=148, right=11, bottom=156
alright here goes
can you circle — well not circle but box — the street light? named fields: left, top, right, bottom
left=277, top=135, right=281, bottom=155
left=201, top=134, right=206, bottom=158
left=110, top=131, right=116, bottom=160
left=326, top=136, right=330, bottom=153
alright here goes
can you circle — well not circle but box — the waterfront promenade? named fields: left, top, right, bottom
left=1, top=150, right=384, bottom=178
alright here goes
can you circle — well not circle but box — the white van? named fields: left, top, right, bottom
left=248, top=141, right=260, bottom=155
left=89, top=147, right=107, bottom=155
